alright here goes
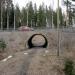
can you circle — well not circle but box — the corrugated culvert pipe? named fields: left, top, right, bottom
left=28, top=34, right=48, bottom=48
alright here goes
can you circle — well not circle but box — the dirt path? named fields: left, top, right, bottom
left=18, top=48, right=43, bottom=75
left=0, top=48, right=64, bottom=75
left=0, top=48, right=45, bottom=75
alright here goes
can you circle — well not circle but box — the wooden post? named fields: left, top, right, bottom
left=57, top=0, right=60, bottom=56
left=1, top=1, right=3, bottom=30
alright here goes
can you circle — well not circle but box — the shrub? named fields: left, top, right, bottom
left=63, top=59, right=74, bottom=75
left=0, top=39, right=6, bottom=52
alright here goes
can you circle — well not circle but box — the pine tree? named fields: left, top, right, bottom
left=21, top=7, right=27, bottom=26
left=15, top=4, right=21, bottom=28
left=27, top=1, right=34, bottom=27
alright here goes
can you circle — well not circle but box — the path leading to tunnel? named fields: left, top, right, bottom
left=18, top=48, right=44, bottom=75
left=0, top=48, right=63, bottom=75
left=0, top=48, right=46, bottom=75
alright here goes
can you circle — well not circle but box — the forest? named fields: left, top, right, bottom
left=0, top=0, right=74, bottom=29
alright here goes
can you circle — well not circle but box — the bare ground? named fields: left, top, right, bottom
left=0, top=48, right=65, bottom=75
left=0, top=30, right=75, bottom=75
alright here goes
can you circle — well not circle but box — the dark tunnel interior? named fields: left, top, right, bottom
left=28, top=34, right=48, bottom=49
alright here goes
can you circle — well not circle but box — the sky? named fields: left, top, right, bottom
left=13, top=0, right=63, bottom=10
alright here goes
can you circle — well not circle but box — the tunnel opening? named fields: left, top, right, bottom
left=28, top=34, right=48, bottom=49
